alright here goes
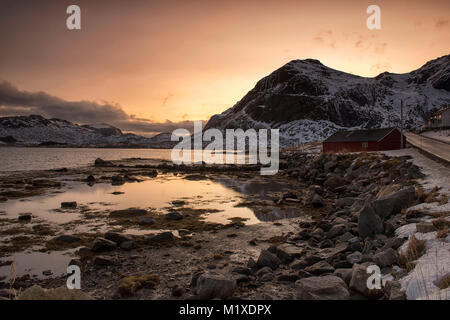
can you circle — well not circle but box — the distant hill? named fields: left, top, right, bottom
left=0, top=115, right=176, bottom=148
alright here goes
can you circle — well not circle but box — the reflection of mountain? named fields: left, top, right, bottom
left=211, top=176, right=302, bottom=221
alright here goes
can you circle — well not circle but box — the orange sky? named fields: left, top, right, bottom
left=1, top=0, right=449, bottom=126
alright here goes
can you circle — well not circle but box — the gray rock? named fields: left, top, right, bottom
left=146, top=231, right=175, bottom=243
left=327, top=224, right=346, bottom=239
left=109, top=208, right=148, bottom=217
left=137, top=216, right=155, bottom=226
left=333, top=268, right=353, bottom=285
left=94, top=158, right=114, bottom=167
left=336, top=197, right=357, bottom=208
left=93, top=255, right=116, bottom=266
left=296, top=275, right=350, bottom=300
left=305, top=261, right=335, bottom=275
left=276, top=272, right=299, bottom=282
left=257, top=250, right=281, bottom=270
left=104, top=232, right=132, bottom=245
left=358, top=202, right=384, bottom=239
left=311, top=194, right=326, bottom=207
left=54, top=235, right=81, bottom=243
left=275, top=244, right=304, bottom=263
left=195, top=272, right=236, bottom=300
left=373, top=248, right=398, bottom=267
left=349, top=263, right=383, bottom=298
left=259, top=273, right=274, bottom=282
left=61, top=201, right=77, bottom=209
left=91, top=237, right=117, bottom=252
left=18, top=213, right=32, bottom=221
left=346, top=251, right=362, bottom=264
left=324, top=176, right=347, bottom=192
left=164, top=211, right=183, bottom=220
left=290, top=259, right=308, bottom=270
left=111, top=175, right=124, bottom=185
left=120, top=241, right=135, bottom=251
left=372, top=186, right=416, bottom=218
left=255, top=266, right=273, bottom=277
left=231, top=267, right=252, bottom=276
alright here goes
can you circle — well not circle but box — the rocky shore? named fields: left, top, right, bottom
left=0, top=150, right=449, bottom=300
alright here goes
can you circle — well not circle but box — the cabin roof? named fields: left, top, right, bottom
left=324, top=127, right=398, bottom=143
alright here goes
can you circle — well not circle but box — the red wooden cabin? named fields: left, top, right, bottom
left=323, top=127, right=405, bottom=153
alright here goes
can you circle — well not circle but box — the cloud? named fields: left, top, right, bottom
left=312, top=30, right=335, bottom=48
left=0, top=81, right=197, bottom=135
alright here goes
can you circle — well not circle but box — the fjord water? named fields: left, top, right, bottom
left=0, top=147, right=175, bottom=172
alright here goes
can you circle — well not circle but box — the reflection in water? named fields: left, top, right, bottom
left=0, top=173, right=303, bottom=278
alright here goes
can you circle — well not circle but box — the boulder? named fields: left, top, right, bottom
left=86, top=175, right=96, bottom=183
left=349, top=263, right=383, bottom=298
left=109, top=208, right=148, bottom=217
left=164, top=211, right=183, bottom=220
left=137, top=216, right=155, bottom=226
left=91, top=237, right=117, bottom=252
left=120, top=241, right=135, bottom=251
left=54, top=235, right=81, bottom=243
left=94, top=158, right=114, bottom=167
left=333, top=268, right=353, bottom=285
left=336, top=197, right=357, bottom=208
left=373, top=248, right=398, bottom=267
left=324, top=176, right=347, bottom=192
left=358, top=202, right=384, bottom=239
left=104, top=232, right=132, bottom=245
left=305, top=261, right=335, bottom=275
left=146, top=231, right=175, bottom=243
left=256, top=250, right=281, bottom=270
left=311, top=194, right=326, bottom=207
left=275, top=244, right=304, bottom=264
left=195, top=273, right=236, bottom=300
left=346, top=251, right=362, bottom=265
left=372, top=186, right=416, bottom=218
left=296, top=275, right=350, bottom=300
left=327, top=224, right=346, bottom=239
left=93, top=255, right=116, bottom=266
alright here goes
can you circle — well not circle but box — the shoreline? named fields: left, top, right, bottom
left=0, top=148, right=449, bottom=300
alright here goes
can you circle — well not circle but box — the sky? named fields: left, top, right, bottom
left=0, top=0, right=449, bottom=136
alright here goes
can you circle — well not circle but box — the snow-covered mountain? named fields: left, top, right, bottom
left=0, top=115, right=175, bottom=148
left=205, top=54, right=450, bottom=146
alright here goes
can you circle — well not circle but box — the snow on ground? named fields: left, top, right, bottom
left=422, top=130, right=450, bottom=144
left=382, top=147, right=450, bottom=300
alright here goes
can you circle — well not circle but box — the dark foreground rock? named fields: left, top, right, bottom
left=296, top=276, right=350, bottom=300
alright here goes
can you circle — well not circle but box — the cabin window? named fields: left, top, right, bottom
left=362, top=142, right=368, bottom=148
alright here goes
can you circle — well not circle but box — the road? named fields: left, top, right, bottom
left=405, top=132, right=450, bottom=163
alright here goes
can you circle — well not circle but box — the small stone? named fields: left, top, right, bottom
left=91, top=237, right=117, bottom=252
left=257, top=250, right=281, bottom=270
left=54, top=235, right=81, bottom=243
left=296, top=275, right=349, bottom=300
left=346, top=251, right=362, bottom=265
left=305, top=261, right=335, bottom=275
left=146, top=231, right=175, bottom=243
left=164, top=211, right=183, bottom=220
left=195, top=272, right=236, bottom=300
left=120, top=241, right=135, bottom=251
left=137, top=216, right=155, bottom=226
left=93, top=255, right=116, bottom=266
left=61, top=201, right=77, bottom=209
left=172, top=285, right=185, bottom=297
left=18, top=213, right=32, bottom=221
left=373, top=248, right=398, bottom=267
